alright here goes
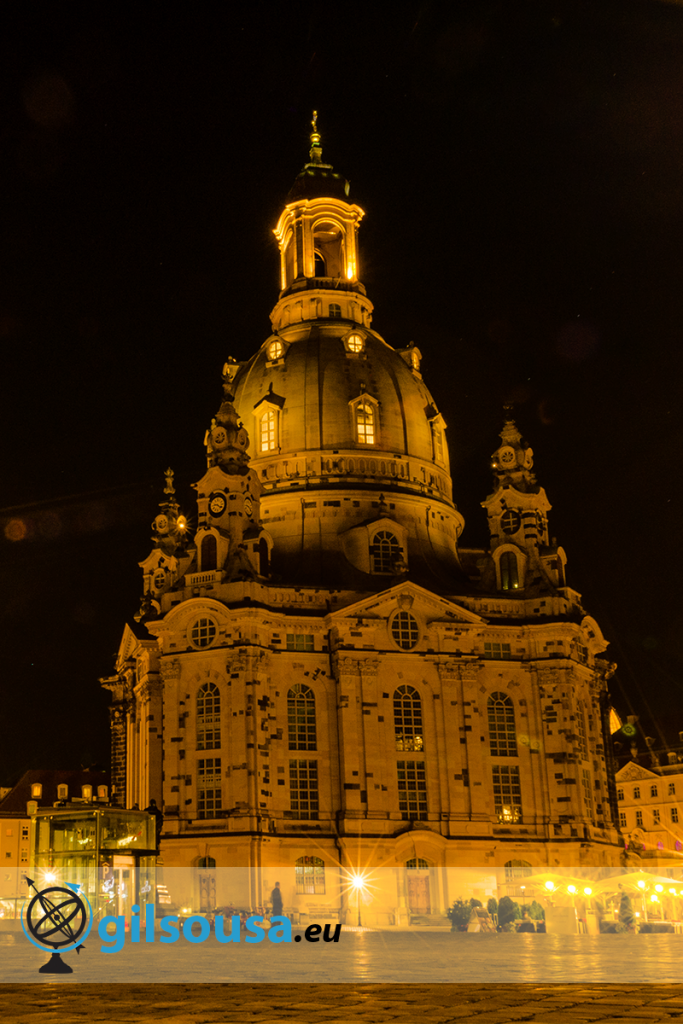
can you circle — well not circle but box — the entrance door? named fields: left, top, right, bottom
left=112, top=855, right=135, bottom=919
left=408, top=874, right=431, bottom=914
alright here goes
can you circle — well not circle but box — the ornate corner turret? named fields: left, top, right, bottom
left=136, top=469, right=193, bottom=621
left=480, top=410, right=567, bottom=595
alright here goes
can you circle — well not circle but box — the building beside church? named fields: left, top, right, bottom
left=102, top=119, right=623, bottom=924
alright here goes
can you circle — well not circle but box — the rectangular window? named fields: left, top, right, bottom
left=397, top=760, right=427, bottom=820
left=636, top=810, right=643, bottom=827
left=286, top=634, right=314, bottom=652
left=651, top=785, right=658, bottom=798
left=653, top=809, right=661, bottom=824
left=669, top=783, right=676, bottom=795
left=484, top=642, right=511, bottom=660
left=619, top=812, right=627, bottom=828
left=197, top=758, right=222, bottom=820
left=197, top=727, right=221, bottom=751
left=617, top=788, right=624, bottom=801
left=289, top=760, right=319, bottom=820
left=672, top=807, right=679, bottom=823
left=633, top=786, right=640, bottom=799
left=295, top=857, right=325, bottom=894
left=492, top=765, right=522, bottom=823
left=581, top=769, right=592, bottom=818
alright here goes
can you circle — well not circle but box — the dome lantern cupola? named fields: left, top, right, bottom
left=271, top=112, right=372, bottom=333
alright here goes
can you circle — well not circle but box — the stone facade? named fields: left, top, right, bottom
left=102, top=121, right=623, bottom=923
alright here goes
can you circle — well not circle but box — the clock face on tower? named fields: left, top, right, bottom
left=211, top=426, right=228, bottom=449
left=498, top=446, right=516, bottom=467
left=209, top=492, right=227, bottom=517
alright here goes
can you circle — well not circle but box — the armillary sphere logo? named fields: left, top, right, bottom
left=21, top=876, right=93, bottom=974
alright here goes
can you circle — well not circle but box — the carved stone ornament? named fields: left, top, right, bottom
left=618, top=762, right=657, bottom=782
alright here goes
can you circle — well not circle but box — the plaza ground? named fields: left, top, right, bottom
left=4, top=982, right=683, bottom=1024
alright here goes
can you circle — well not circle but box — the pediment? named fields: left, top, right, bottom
left=327, top=582, right=486, bottom=625
left=616, top=761, right=661, bottom=782
left=115, top=622, right=155, bottom=669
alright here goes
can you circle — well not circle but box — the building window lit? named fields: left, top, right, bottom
left=488, top=693, right=517, bottom=757
left=31, top=784, right=42, bottom=799
left=295, top=856, right=325, bottom=894
left=501, top=510, right=521, bottom=535
left=267, top=340, right=284, bottom=360
left=394, top=685, right=423, bottom=752
left=484, top=642, right=511, bottom=660
left=197, top=758, right=222, bottom=819
left=329, top=303, right=342, bottom=318
left=504, top=860, right=532, bottom=882
left=197, top=682, right=221, bottom=751
left=619, top=812, right=627, bottom=828
left=286, top=634, right=314, bottom=651
left=355, top=398, right=375, bottom=444
left=288, top=684, right=316, bottom=751
left=651, top=785, right=658, bottom=798
left=500, top=551, right=519, bottom=590
left=259, top=409, right=278, bottom=453
left=391, top=611, right=419, bottom=651
left=633, top=786, right=640, bottom=799
left=346, top=332, right=364, bottom=353
left=370, top=531, right=401, bottom=573
left=672, top=807, right=679, bottom=823
left=190, top=618, right=217, bottom=649
left=397, top=760, right=427, bottom=820
left=289, top=760, right=319, bottom=820
left=636, top=810, right=643, bottom=827
left=57, top=785, right=68, bottom=801
left=493, top=765, right=522, bottom=823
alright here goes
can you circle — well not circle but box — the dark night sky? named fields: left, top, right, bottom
left=1, top=1, right=682, bottom=785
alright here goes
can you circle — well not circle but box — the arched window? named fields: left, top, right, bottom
left=406, top=858, right=429, bottom=870
left=504, top=860, right=532, bottom=882
left=394, top=685, right=423, bottom=751
left=488, top=692, right=517, bottom=757
left=295, top=855, right=325, bottom=894
left=201, top=534, right=217, bottom=571
left=371, top=531, right=401, bottom=573
left=391, top=611, right=419, bottom=650
left=259, top=409, right=277, bottom=453
left=288, top=684, right=316, bottom=750
left=355, top=398, right=375, bottom=444
left=198, top=856, right=216, bottom=868
left=329, top=303, right=342, bottom=318
left=500, top=551, right=519, bottom=590
left=197, top=681, right=221, bottom=750
left=314, top=250, right=326, bottom=276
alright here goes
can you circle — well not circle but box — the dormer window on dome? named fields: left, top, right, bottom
left=350, top=393, right=378, bottom=445
left=267, top=340, right=284, bottom=362
left=346, top=332, right=364, bottom=353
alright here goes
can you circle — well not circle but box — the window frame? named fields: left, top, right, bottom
left=488, top=692, right=517, bottom=758
left=288, top=684, right=317, bottom=751
left=394, top=685, right=424, bottom=752
left=197, top=681, right=221, bottom=751
left=349, top=394, right=379, bottom=446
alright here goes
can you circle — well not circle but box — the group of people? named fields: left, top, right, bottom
left=466, top=906, right=545, bottom=933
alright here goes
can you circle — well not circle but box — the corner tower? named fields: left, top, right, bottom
left=229, top=116, right=464, bottom=586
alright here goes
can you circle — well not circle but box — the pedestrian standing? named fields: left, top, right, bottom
left=271, top=881, right=283, bottom=917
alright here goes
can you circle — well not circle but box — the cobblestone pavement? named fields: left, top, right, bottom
left=3, top=984, right=683, bottom=1024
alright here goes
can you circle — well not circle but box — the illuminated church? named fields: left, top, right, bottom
left=103, top=118, right=622, bottom=923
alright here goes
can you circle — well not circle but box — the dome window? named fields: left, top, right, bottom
left=501, top=510, right=521, bottom=535
left=391, top=611, right=420, bottom=651
left=370, top=530, right=401, bottom=573
left=351, top=395, right=377, bottom=445
left=259, top=409, right=278, bottom=452
left=190, top=617, right=217, bottom=649
left=267, top=340, right=284, bottom=361
left=500, top=551, right=520, bottom=591
left=346, top=333, right=364, bottom=353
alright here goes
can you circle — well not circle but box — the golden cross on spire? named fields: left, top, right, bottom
left=309, top=109, right=322, bottom=161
